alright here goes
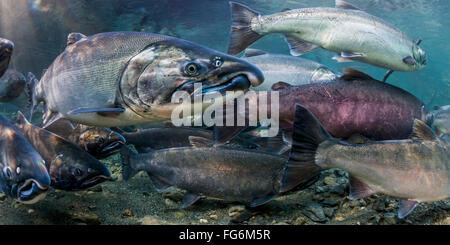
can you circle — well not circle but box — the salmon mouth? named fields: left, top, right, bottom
left=17, top=179, right=48, bottom=204
left=78, top=175, right=111, bottom=190
left=175, top=74, right=251, bottom=96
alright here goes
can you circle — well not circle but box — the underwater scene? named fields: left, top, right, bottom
left=0, top=0, right=448, bottom=226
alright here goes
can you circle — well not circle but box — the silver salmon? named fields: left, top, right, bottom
left=28, top=32, right=264, bottom=127
left=242, top=49, right=338, bottom=91
left=228, top=0, right=426, bottom=71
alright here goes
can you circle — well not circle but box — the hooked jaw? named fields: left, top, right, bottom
left=98, top=132, right=126, bottom=158
left=16, top=160, right=51, bottom=204
left=78, top=164, right=112, bottom=190
left=199, top=59, right=264, bottom=94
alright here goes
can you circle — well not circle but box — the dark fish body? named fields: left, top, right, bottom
left=15, top=113, right=111, bottom=191
left=0, top=69, right=26, bottom=102
left=121, top=143, right=287, bottom=207
left=0, top=38, right=13, bottom=77
left=30, top=32, right=263, bottom=127
left=45, top=120, right=125, bottom=159
left=122, top=127, right=257, bottom=152
left=275, top=69, right=427, bottom=140
left=0, top=115, right=50, bottom=204
left=281, top=105, right=449, bottom=218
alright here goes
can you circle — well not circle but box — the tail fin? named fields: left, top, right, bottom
left=120, top=145, right=138, bottom=181
left=25, top=72, right=39, bottom=121
left=279, top=104, right=332, bottom=193
left=228, top=2, right=263, bottom=55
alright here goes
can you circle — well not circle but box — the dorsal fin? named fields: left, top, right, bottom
left=243, top=48, right=267, bottom=57
left=67, top=32, right=86, bottom=46
left=271, top=81, right=292, bottom=91
left=281, top=8, right=292, bottom=12
left=335, top=0, right=361, bottom=10
left=189, top=136, right=213, bottom=147
left=340, top=68, right=374, bottom=81
left=16, top=111, right=31, bottom=126
left=411, top=119, right=436, bottom=141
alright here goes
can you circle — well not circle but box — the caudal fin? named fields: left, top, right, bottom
left=120, top=145, right=138, bottom=181
left=228, top=2, right=263, bottom=55
left=279, top=104, right=332, bottom=193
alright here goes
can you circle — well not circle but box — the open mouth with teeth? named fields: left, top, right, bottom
left=175, top=75, right=251, bottom=96
left=17, top=179, right=48, bottom=204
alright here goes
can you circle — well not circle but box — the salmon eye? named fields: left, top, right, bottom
left=212, top=57, right=223, bottom=68
left=74, top=168, right=83, bottom=177
left=185, top=63, right=200, bottom=76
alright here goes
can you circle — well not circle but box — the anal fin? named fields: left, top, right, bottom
left=285, top=35, right=318, bottom=56
left=398, top=200, right=419, bottom=219
left=250, top=194, right=277, bottom=207
left=349, top=176, right=375, bottom=200
left=181, top=193, right=201, bottom=209
left=147, top=173, right=171, bottom=191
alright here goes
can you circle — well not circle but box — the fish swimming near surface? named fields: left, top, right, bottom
left=45, top=120, right=125, bottom=159
left=15, top=112, right=111, bottom=191
left=242, top=49, right=338, bottom=91
left=27, top=31, right=264, bottom=128
left=214, top=69, right=429, bottom=146
left=0, top=38, right=14, bottom=77
left=430, top=105, right=450, bottom=138
left=0, top=115, right=50, bottom=204
left=120, top=136, right=289, bottom=208
left=228, top=0, right=427, bottom=71
left=280, top=104, right=450, bottom=218
left=0, top=69, right=26, bottom=103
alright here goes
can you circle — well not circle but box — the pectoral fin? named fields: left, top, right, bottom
left=147, top=173, right=171, bottom=191
left=398, top=200, right=419, bottom=219
left=284, top=35, right=318, bottom=56
left=42, top=112, right=63, bottom=129
left=68, top=107, right=125, bottom=116
left=250, top=194, right=277, bottom=207
left=341, top=51, right=364, bottom=58
left=181, top=193, right=201, bottom=208
left=349, top=176, right=375, bottom=200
